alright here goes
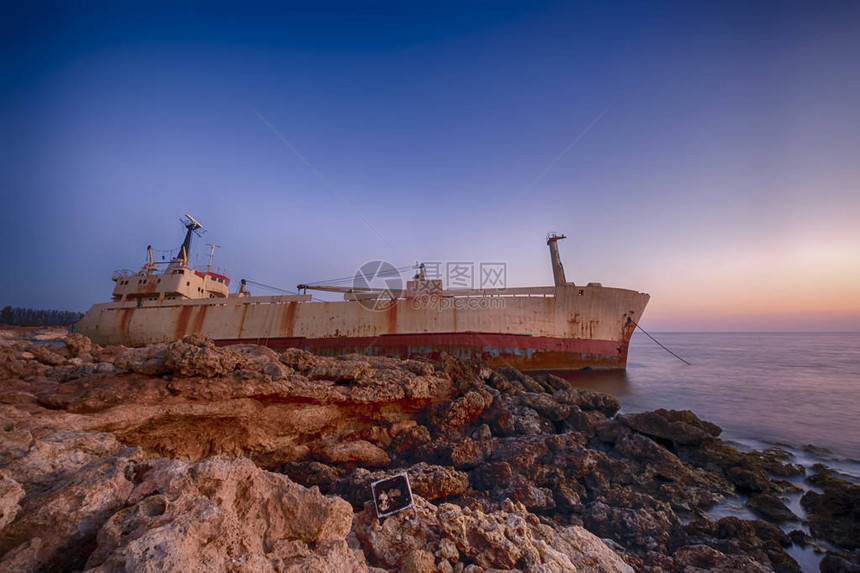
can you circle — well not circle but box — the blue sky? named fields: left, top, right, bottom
left=2, top=0, right=858, bottom=331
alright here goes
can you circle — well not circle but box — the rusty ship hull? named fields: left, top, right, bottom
left=72, top=219, right=649, bottom=371
left=73, top=284, right=649, bottom=371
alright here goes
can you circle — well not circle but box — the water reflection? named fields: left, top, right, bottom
left=550, top=369, right=633, bottom=398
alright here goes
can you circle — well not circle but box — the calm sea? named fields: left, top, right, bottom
left=570, top=332, right=860, bottom=475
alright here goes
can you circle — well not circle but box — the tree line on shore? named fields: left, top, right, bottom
left=0, top=306, right=84, bottom=327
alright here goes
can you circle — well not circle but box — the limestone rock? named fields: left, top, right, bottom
left=64, top=333, right=95, bottom=358
left=0, top=470, right=24, bottom=533
left=114, top=344, right=170, bottom=375
left=0, top=446, right=145, bottom=572
left=84, top=456, right=363, bottom=572
left=353, top=496, right=633, bottom=572
left=164, top=335, right=241, bottom=377
left=312, top=439, right=391, bottom=467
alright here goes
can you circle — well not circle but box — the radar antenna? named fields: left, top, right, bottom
left=176, top=214, right=206, bottom=266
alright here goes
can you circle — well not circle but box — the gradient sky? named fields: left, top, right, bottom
left=2, top=0, right=858, bottom=331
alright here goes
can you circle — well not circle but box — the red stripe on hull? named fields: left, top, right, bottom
left=213, top=332, right=630, bottom=371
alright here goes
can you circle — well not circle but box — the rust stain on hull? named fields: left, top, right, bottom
left=279, top=302, right=297, bottom=337
left=191, top=304, right=208, bottom=334
left=214, top=331, right=633, bottom=372
left=174, top=306, right=193, bottom=340
left=119, top=308, right=134, bottom=344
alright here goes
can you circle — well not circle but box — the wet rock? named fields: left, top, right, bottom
left=672, top=544, right=771, bottom=572
left=487, top=367, right=544, bottom=394
left=820, top=550, right=860, bottom=573
left=759, top=447, right=805, bottom=477
left=684, top=516, right=798, bottom=572
left=619, top=409, right=721, bottom=447
left=746, top=492, right=799, bottom=524
left=515, top=392, right=571, bottom=422
left=553, top=388, right=622, bottom=417
left=801, top=468, right=860, bottom=550
left=787, top=529, right=810, bottom=546
left=531, top=372, right=576, bottom=393
left=614, top=433, right=688, bottom=483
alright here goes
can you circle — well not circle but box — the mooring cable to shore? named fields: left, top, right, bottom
left=631, top=320, right=692, bottom=366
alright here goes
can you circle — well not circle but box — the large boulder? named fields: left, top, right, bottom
left=0, top=446, right=145, bottom=572
left=84, top=456, right=363, bottom=572
left=553, top=388, right=621, bottom=417
left=619, top=409, right=721, bottom=446
left=164, top=335, right=241, bottom=377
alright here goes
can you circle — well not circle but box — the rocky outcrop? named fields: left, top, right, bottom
left=618, top=408, right=722, bottom=446
left=1, top=333, right=851, bottom=572
left=802, top=467, right=860, bottom=550
left=352, top=496, right=634, bottom=573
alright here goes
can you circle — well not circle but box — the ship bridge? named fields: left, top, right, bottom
left=110, top=214, right=231, bottom=304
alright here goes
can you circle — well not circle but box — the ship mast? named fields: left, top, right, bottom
left=174, top=214, right=204, bottom=267
left=546, top=233, right=569, bottom=287
left=206, top=243, right=220, bottom=273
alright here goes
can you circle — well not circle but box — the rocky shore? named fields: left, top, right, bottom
left=1, top=331, right=858, bottom=572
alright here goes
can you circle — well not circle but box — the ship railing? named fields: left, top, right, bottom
left=339, top=286, right=559, bottom=301
left=437, top=286, right=558, bottom=298
left=112, top=269, right=135, bottom=280
left=107, top=294, right=312, bottom=309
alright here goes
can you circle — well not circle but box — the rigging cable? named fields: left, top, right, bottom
left=630, top=320, right=691, bottom=366
left=241, top=279, right=299, bottom=295
left=305, top=264, right=416, bottom=286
